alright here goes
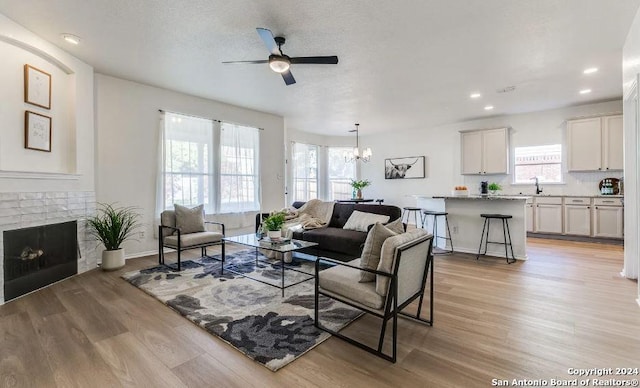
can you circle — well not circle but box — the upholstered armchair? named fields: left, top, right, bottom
left=158, top=205, right=225, bottom=271
left=314, top=228, right=434, bottom=362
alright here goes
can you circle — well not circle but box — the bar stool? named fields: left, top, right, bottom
left=422, top=210, right=454, bottom=254
left=476, top=214, right=516, bottom=264
left=402, top=207, right=424, bottom=229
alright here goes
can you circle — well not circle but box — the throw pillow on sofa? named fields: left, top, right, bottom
left=359, top=222, right=397, bottom=282
left=343, top=210, right=390, bottom=232
left=384, top=218, right=405, bottom=234
left=175, top=204, right=205, bottom=234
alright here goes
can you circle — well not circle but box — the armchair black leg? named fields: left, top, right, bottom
left=177, top=250, right=181, bottom=271
left=221, top=241, right=225, bottom=273
left=158, top=226, right=164, bottom=265
left=314, top=259, right=320, bottom=328
left=378, top=318, right=389, bottom=352
left=392, top=311, right=398, bottom=363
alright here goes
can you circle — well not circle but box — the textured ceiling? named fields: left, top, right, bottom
left=0, top=0, right=638, bottom=135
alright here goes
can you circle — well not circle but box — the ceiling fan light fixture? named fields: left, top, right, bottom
left=269, top=55, right=290, bottom=73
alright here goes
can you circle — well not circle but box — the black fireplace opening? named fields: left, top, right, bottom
left=3, top=221, right=78, bottom=301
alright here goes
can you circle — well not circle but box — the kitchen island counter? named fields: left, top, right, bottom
left=416, top=195, right=528, bottom=260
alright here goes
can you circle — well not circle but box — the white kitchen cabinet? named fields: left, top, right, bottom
left=563, top=197, right=591, bottom=236
left=592, top=204, right=624, bottom=238
left=602, top=115, right=624, bottom=171
left=460, top=128, right=509, bottom=175
left=567, top=115, right=623, bottom=172
left=534, top=197, right=563, bottom=234
left=461, top=131, right=483, bottom=174
left=526, top=203, right=534, bottom=232
left=528, top=196, right=623, bottom=239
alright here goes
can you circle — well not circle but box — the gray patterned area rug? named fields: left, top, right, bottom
left=121, top=250, right=361, bottom=371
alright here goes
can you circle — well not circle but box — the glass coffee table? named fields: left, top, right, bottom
left=222, top=234, right=319, bottom=297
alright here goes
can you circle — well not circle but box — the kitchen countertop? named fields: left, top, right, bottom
left=504, top=194, right=623, bottom=198
left=416, top=194, right=623, bottom=200
left=431, top=195, right=530, bottom=200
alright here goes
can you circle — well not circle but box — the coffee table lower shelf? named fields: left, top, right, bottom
left=222, top=234, right=319, bottom=297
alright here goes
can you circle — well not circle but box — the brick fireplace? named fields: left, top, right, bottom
left=0, top=191, right=97, bottom=304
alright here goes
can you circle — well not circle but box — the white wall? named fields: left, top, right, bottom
left=0, top=13, right=96, bottom=293
left=358, top=100, right=623, bottom=209
left=0, top=13, right=94, bottom=192
left=95, top=74, right=285, bottom=257
left=622, top=6, right=640, bottom=295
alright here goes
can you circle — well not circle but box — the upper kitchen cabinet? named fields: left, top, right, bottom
left=461, top=127, right=509, bottom=175
left=602, top=115, right=623, bottom=171
left=566, top=115, right=623, bottom=171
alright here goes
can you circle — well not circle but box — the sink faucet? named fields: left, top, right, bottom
left=531, top=177, right=543, bottom=194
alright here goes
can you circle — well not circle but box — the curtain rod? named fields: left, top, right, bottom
left=158, top=109, right=264, bottom=130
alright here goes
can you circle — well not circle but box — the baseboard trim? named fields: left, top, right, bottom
left=123, top=246, right=222, bottom=261
left=527, top=232, right=624, bottom=245
left=125, top=250, right=162, bottom=260
left=452, top=247, right=527, bottom=261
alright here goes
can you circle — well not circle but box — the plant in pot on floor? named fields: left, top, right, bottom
left=262, top=211, right=286, bottom=240
left=87, top=203, right=141, bottom=271
left=488, top=182, right=502, bottom=195
left=350, top=179, right=371, bottom=199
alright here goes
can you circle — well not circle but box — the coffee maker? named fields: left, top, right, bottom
left=480, top=181, right=489, bottom=195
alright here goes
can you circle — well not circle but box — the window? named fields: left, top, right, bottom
left=292, top=142, right=318, bottom=201
left=158, top=112, right=260, bottom=214
left=162, top=113, right=214, bottom=211
left=513, top=144, right=562, bottom=184
left=327, top=147, right=356, bottom=200
left=219, top=123, right=260, bottom=213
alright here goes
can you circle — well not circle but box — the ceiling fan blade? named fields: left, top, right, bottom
left=290, top=56, right=339, bottom=65
left=222, top=60, right=269, bottom=64
left=256, top=28, right=280, bottom=55
left=281, top=70, right=296, bottom=85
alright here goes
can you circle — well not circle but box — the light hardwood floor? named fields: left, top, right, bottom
left=0, top=238, right=638, bottom=387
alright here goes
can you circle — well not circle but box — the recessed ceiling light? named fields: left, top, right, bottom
left=484, top=105, right=494, bottom=111
left=583, top=67, right=598, bottom=74
left=470, top=93, right=481, bottom=99
left=579, top=89, right=592, bottom=94
left=60, top=33, right=81, bottom=45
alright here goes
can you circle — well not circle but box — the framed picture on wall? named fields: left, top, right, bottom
left=24, top=64, right=52, bottom=109
left=384, top=156, right=426, bottom=179
left=25, top=110, right=52, bottom=152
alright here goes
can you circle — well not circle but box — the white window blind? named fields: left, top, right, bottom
left=327, top=147, right=356, bottom=200
left=292, top=142, right=318, bottom=202
left=157, top=112, right=260, bottom=215
left=513, top=144, right=562, bottom=183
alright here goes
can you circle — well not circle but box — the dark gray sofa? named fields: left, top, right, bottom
left=258, top=202, right=402, bottom=261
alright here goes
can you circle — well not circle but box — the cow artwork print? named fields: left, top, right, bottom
left=384, top=156, right=426, bottom=179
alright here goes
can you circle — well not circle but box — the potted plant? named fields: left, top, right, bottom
left=262, top=211, right=286, bottom=239
left=87, top=203, right=141, bottom=271
left=350, top=179, right=371, bottom=199
left=488, top=182, right=502, bottom=195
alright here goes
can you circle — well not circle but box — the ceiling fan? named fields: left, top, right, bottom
left=222, top=28, right=339, bottom=85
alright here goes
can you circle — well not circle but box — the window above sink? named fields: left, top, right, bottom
left=513, top=144, right=563, bottom=184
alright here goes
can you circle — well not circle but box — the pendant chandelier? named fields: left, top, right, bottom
left=345, top=123, right=372, bottom=163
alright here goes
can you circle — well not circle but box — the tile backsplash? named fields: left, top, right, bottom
left=463, top=171, right=623, bottom=196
